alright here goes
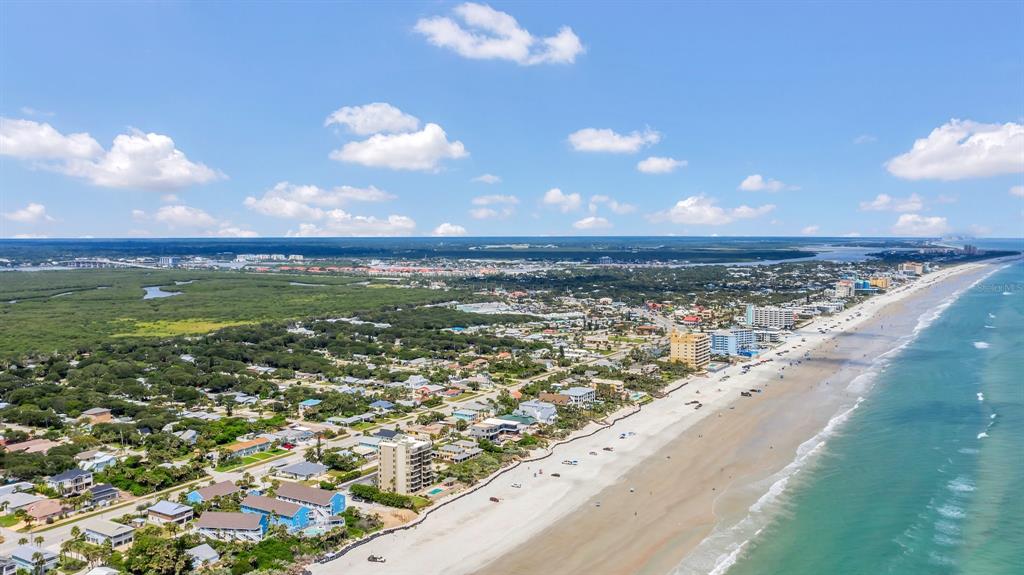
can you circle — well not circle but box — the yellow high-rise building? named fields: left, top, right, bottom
left=669, top=331, right=710, bottom=370
left=869, top=277, right=891, bottom=289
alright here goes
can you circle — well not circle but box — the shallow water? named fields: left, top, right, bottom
left=720, top=262, right=1023, bottom=575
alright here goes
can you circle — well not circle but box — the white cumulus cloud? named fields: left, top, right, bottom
left=568, top=128, right=660, bottom=154
left=289, top=210, right=416, bottom=237
left=637, top=156, right=686, bottom=174
left=432, top=222, right=468, bottom=236
left=244, top=181, right=394, bottom=219
left=414, top=2, right=583, bottom=66
left=324, top=103, right=420, bottom=135
left=801, top=224, right=820, bottom=235
left=649, top=195, right=775, bottom=226
left=3, top=202, right=54, bottom=224
left=1, top=119, right=224, bottom=190
left=1010, top=185, right=1024, bottom=198
left=738, top=174, right=797, bottom=192
left=886, top=119, right=1024, bottom=180
left=858, top=193, right=924, bottom=212
left=330, top=123, right=467, bottom=172
left=154, top=204, right=219, bottom=229
left=891, top=213, right=950, bottom=236
left=0, top=117, right=102, bottom=159
left=542, top=188, right=582, bottom=212
left=472, top=173, right=501, bottom=184
left=573, top=216, right=612, bottom=230
left=589, top=195, right=636, bottom=214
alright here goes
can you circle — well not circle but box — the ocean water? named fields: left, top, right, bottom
left=721, top=261, right=1023, bottom=575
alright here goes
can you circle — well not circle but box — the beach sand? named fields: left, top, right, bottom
left=316, top=261, right=1000, bottom=575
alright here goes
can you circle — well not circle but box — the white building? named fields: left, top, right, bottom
left=745, top=304, right=796, bottom=330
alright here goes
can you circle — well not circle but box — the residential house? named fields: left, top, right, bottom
left=369, top=400, right=395, bottom=414
left=276, top=462, right=328, bottom=481
left=514, top=400, right=557, bottom=425
left=224, top=437, right=271, bottom=459
left=11, top=547, right=57, bottom=574
left=240, top=495, right=310, bottom=531
left=75, top=450, right=118, bottom=472
left=565, top=387, right=597, bottom=408
left=24, top=499, right=66, bottom=523
left=82, top=519, right=135, bottom=548
left=0, top=556, right=16, bottom=575
left=186, top=481, right=239, bottom=505
left=0, top=492, right=42, bottom=513
left=468, top=418, right=525, bottom=442
left=538, top=392, right=571, bottom=406
left=46, top=468, right=94, bottom=496
left=81, top=408, right=112, bottom=424
left=86, top=484, right=119, bottom=507
left=274, top=482, right=345, bottom=525
left=436, top=442, right=483, bottom=463
left=186, top=543, right=221, bottom=568
left=195, top=512, right=266, bottom=542
left=173, top=429, right=198, bottom=445
left=5, top=438, right=59, bottom=455
left=147, top=500, right=194, bottom=525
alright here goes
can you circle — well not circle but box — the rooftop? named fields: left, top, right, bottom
left=275, top=481, right=337, bottom=507
left=241, top=495, right=303, bottom=517
left=195, top=511, right=263, bottom=531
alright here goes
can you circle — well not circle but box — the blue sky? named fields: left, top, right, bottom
left=2, top=1, right=1022, bottom=238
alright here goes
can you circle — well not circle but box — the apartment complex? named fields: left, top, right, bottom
left=745, top=304, right=796, bottom=329
left=669, top=331, right=710, bottom=370
left=377, top=436, right=435, bottom=495
left=710, top=327, right=755, bottom=356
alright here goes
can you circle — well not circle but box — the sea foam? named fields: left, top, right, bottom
left=973, top=341, right=990, bottom=349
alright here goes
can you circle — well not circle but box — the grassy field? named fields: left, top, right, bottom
left=0, top=269, right=457, bottom=358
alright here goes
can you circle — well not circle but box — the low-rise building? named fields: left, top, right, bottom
left=82, top=519, right=135, bottom=548
left=565, top=387, right=597, bottom=407
left=187, top=481, right=239, bottom=505
left=513, top=400, right=557, bottom=424
left=274, top=482, right=345, bottom=525
left=195, top=512, right=266, bottom=542
left=86, top=484, right=119, bottom=507
left=147, top=500, right=195, bottom=525
left=46, top=468, right=94, bottom=496
left=11, top=547, right=57, bottom=574
left=224, top=437, right=271, bottom=459
left=240, top=495, right=310, bottom=532
left=81, top=407, right=112, bottom=424
left=186, top=544, right=221, bottom=567
left=276, top=462, right=328, bottom=481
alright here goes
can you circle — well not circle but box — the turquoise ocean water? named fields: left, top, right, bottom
left=720, top=261, right=1023, bottom=575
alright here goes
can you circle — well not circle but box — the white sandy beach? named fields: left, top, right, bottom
left=314, top=260, right=1004, bottom=575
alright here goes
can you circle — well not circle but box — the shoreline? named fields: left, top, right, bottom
left=314, top=258, right=1011, bottom=575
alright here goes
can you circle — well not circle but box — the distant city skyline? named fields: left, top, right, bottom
left=1, top=2, right=1022, bottom=239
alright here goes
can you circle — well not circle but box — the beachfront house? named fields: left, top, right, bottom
left=195, top=512, right=267, bottom=542
left=565, top=387, right=597, bottom=408
left=240, top=495, right=310, bottom=532
left=274, top=482, right=345, bottom=524
left=514, top=400, right=558, bottom=424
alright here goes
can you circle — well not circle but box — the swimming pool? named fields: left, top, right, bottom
left=427, top=488, right=444, bottom=495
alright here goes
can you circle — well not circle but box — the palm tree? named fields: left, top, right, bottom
left=18, top=537, right=29, bottom=545
left=33, top=535, right=44, bottom=547
left=70, top=526, right=81, bottom=541
left=31, top=551, right=45, bottom=575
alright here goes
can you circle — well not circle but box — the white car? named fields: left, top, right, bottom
left=510, top=483, right=522, bottom=488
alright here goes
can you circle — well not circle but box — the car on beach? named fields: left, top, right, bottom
left=562, top=459, right=579, bottom=465
left=510, top=483, right=522, bottom=488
